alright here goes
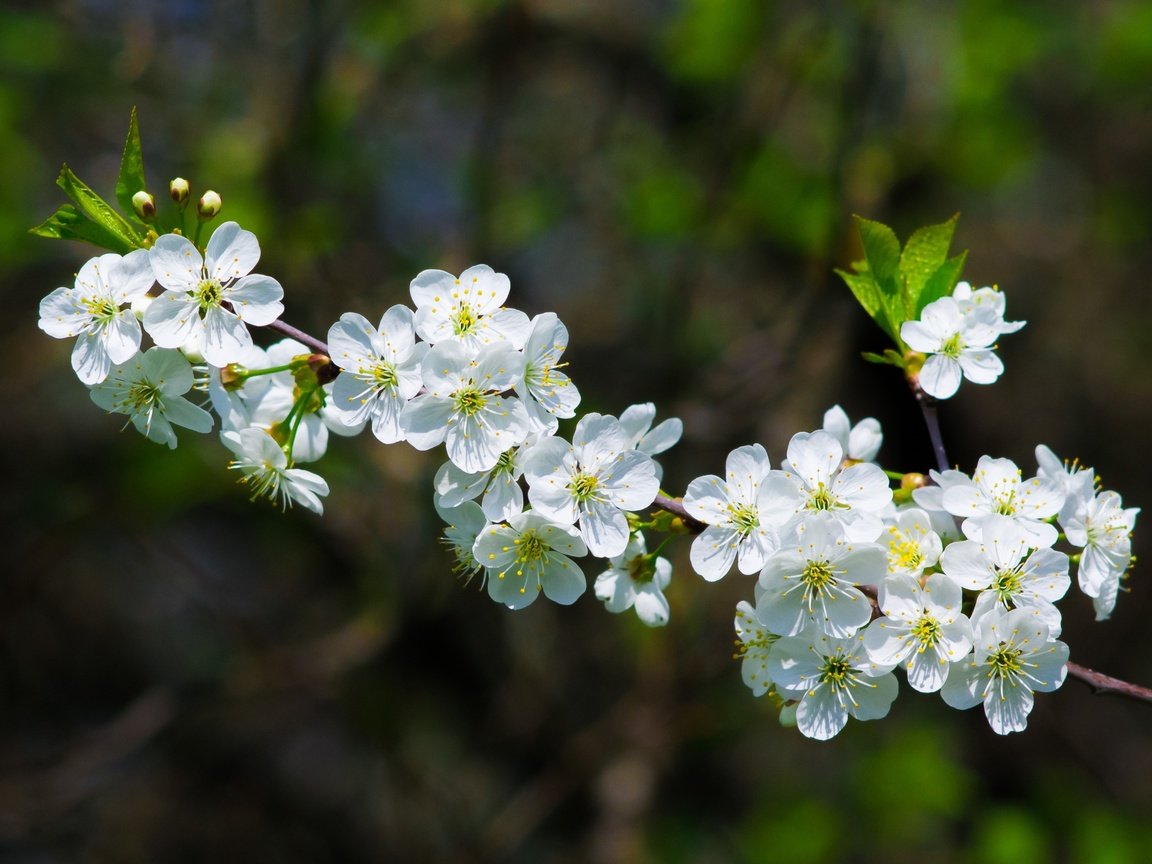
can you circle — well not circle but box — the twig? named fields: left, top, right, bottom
left=1066, top=661, right=1152, bottom=703
left=265, top=318, right=330, bottom=355
left=915, top=387, right=951, bottom=474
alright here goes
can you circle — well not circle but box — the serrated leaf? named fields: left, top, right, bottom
left=853, top=215, right=901, bottom=295
left=835, top=267, right=882, bottom=318
left=916, top=251, right=967, bottom=315
left=899, top=213, right=959, bottom=315
left=56, top=164, right=144, bottom=250
left=29, top=203, right=136, bottom=252
left=115, top=107, right=147, bottom=220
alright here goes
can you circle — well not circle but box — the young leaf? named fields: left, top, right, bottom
left=853, top=215, right=901, bottom=295
left=29, top=203, right=136, bottom=252
left=56, top=164, right=144, bottom=251
left=835, top=267, right=882, bottom=319
left=899, top=213, right=959, bottom=314
left=115, top=107, right=148, bottom=221
left=917, top=251, right=967, bottom=315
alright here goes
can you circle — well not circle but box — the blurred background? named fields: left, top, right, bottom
left=4, top=1, right=1152, bottom=861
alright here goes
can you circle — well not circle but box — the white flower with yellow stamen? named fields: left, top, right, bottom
left=222, top=426, right=329, bottom=514
left=473, top=510, right=588, bottom=609
left=516, top=312, right=580, bottom=434
left=39, top=249, right=155, bottom=385
left=941, top=608, right=1068, bottom=735
left=400, top=340, right=529, bottom=473
left=144, top=222, right=284, bottom=367
left=683, top=444, right=778, bottom=581
left=409, top=264, right=531, bottom=350
left=883, top=507, right=942, bottom=578
left=328, top=306, right=427, bottom=443
left=524, top=414, right=659, bottom=558
left=863, top=573, right=972, bottom=693
left=89, top=347, right=213, bottom=449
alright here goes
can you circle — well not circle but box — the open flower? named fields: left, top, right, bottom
left=524, top=414, right=659, bottom=558
left=222, top=426, right=329, bottom=514
left=900, top=295, right=1002, bottom=399
left=144, top=222, right=284, bottom=367
left=473, top=511, right=588, bottom=609
left=594, top=533, right=672, bottom=627
left=941, top=608, right=1068, bottom=735
left=409, top=264, right=531, bottom=350
left=89, top=347, right=213, bottom=448
left=328, top=306, right=427, bottom=443
left=39, top=249, right=155, bottom=384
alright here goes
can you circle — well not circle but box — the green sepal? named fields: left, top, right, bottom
left=55, top=164, right=145, bottom=251
left=29, top=202, right=136, bottom=252
left=114, top=107, right=148, bottom=224
left=860, top=348, right=906, bottom=368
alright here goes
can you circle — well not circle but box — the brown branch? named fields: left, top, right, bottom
left=1066, top=661, right=1152, bottom=703
left=651, top=493, right=706, bottom=533
left=264, top=318, right=329, bottom=355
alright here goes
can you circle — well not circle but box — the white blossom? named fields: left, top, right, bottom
left=594, top=533, right=672, bottom=627
left=409, top=264, right=532, bottom=350
left=900, top=295, right=1003, bottom=399
left=39, top=249, right=154, bottom=384
left=473, top=511, right=588, bottom=609
left=222, top=427, right=329, bottom=514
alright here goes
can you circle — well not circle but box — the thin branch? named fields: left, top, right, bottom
left=651, top=493, right=706, bottom=533
left=1066, top=661, right=1152, bottom=703
left=915, top=387, right=951, bottom=474
left=264, top=318, right=330, bottom=355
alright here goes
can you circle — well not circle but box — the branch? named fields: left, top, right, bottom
left=264, top=318, right=330, bottom=355
left=1066, top=661, right=1152, bottom=703
left=915, top=387, right=951, bottom=474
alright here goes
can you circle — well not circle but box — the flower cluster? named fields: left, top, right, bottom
left=711, top=411, right=1136, bottom=738
left=35, top=151, right=1144, bottom=743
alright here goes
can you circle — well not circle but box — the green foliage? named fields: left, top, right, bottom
left=836, top=214, right=966, bottom=353
left=31, top=112, right=150, bottom=253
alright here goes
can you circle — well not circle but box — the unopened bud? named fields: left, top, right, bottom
left=131, top=190, right=156, bottom=222
left=169, top=177, right=190, bottom=205
left=197, top=190, right=222, bottom=220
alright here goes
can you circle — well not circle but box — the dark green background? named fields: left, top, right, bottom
left=4, top=1, right=1151, bottom=861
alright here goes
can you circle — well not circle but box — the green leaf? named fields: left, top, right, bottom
left=29, top=203, right=135, bottom=252
left=861, top=349, right=907, bottom=368
left=853, top=215, right=901, bottom=294
left=56, top=164, right=144, bottom=250
left=899, top=213, right=959, bottom=314
left=917, top=251, right=968, bottom=315
left=835, top=267, right=882, bottom=319
left=115, top=107, right=148, bottom=220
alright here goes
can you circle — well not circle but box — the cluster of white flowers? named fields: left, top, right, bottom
left=38, top=214, right=1141, bottom=740
left=901, top=282, right=1024, bottom=400
left=707, top=408, right=1137, bottom=739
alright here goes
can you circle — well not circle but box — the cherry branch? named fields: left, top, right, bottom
left=259, top=318, right=1152, bottom=707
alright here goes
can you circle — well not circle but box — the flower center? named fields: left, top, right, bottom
left=568, top=472, right=600, bottom=502
left=911, top=614, right=941, bottom=648
left=627, top=553, right=657, bottom=584
left=513, top=529, right=548, bottom=564
left=726, top=503, right=760, bottom=534
left=195, top=278, right=223, bottom=312
left=819, top=653, right=853, bottom=687
left=451, top=304, right=478, bottom=336
left=126, top=380, right=162, bottom=412
left=992, top=566, right=1023, bottom=600
left=940, top=332, right=964, bottom=359
left=82, top=295, right=120, bottom=323
left=801, top=559, right=835, bottom=592
left=372, top=361, right=398, bottom=390
left=453, top=386, right=487, bottom=417
left=988, top=644, right=1024, bottom=680
left=806, top=483, right=841, bottom=512
left=889, top=536, right=923, bottom=571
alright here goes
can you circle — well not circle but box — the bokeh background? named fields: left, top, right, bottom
left=4, top=1, right=1152, bottom=861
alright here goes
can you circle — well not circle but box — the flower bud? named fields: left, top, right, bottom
left=131, top=190, right=157, bottom=222
left=197, top=190, right=222, bottom=220
left=169, top=177, right=190, bottom=205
